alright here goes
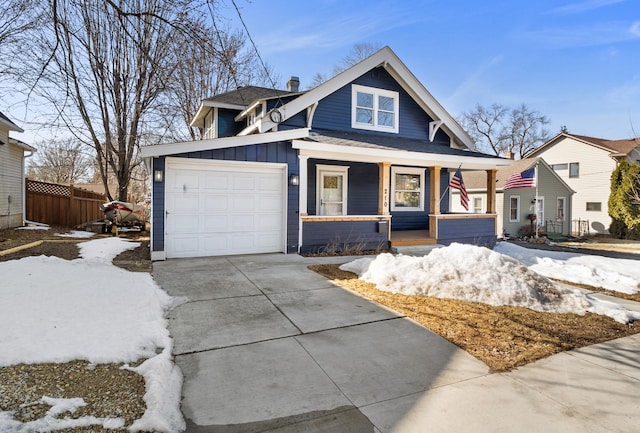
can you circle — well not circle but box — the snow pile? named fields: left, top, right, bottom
left=495, top=242, right=640, bottom=295
left=341, top=243, right=640, bottom=323
left=0, top=237, right=185, bottom=432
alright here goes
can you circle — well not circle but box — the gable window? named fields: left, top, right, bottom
left=509, top=196, right=520, bottom=222
left=316, top=165, right=349, bottom=216
left=556, top=197, right=566, bottom=221
left=569, top=162, right=579, bottom=178
left=391, top=167, right=424, bottom=211
left=586, top=202, right=601, bottom=212
left=352, top=84, right=399, bottom=133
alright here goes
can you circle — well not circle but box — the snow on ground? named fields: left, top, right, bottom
left=0, top=237, right=185, bottom=433
left=54, top=230, right=96, bottom=239
left=341, top=243, right=640, bottom=324
left=17, top=225, right=50, bottom=231
left=494, top=241, right=640, bottom=295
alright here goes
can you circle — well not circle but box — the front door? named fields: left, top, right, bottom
left=317, top=166, right=348, bottom=216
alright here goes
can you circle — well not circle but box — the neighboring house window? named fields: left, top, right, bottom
left=556, top=197, right=566, bottom=221
left=352, top=84, right=399, bottom=133
left=316, top=165, right=349, bottom=216
left=509, top=196, right=520, bottom=222
left=391, top=166, right=424, bottom=211
left=473, top=197, right=483, bottom=213
left=569, top=162, right=579, bottom=178
left=535, top=196, right=545, bottom=227
left=586, top=202, right=601, bottom=211
left=551, top=163, right=568, bottom=171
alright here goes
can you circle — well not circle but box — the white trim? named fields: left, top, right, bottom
left=429, top=120, right=443, bottom=142
left=390, top=166, right=425, bottom=211
left=472, top=196, right=483, bottom=214
left=316, top=164, right=349, bottom=216
left=351, top=84, right=399, bottom=133
left=141, top=128, right=310, bottom=158
left=509, top=195, right=520, bottom=222
left=190, top=101, right=246, bottom=127
left=535, top=196, right=545, bottom=227
left=293, top=139, right=511, bottom=170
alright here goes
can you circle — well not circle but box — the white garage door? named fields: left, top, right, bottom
left=165, top=158, right=286, bottom=258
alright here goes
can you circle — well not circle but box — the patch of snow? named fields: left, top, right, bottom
left=494, top=242, right=640, bottom=295
left=17, top=225, right=49, bottom=231
left=54, top=230, right=96, bottom=239
left=341, top=243, right=640, bottom=324
left=0, top=396, right=125, bottom=432
left=0, top=237, right=185, bottom=433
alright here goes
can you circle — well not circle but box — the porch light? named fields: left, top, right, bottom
left=154, top=169, right=164, bottom=183
left=289, top=174, right=300, bottom=186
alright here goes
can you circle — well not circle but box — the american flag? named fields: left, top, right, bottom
left=449, top=168, right=469, bottom=211
left=504, top=167, right=536, bottom=190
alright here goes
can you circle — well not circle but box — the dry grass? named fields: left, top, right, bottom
left=309, top=264, right=640, bottom=372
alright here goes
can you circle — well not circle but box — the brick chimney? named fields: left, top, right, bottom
left=287, top=76, right=300, bottom=93
left=504, top=151, right=515, bottom=160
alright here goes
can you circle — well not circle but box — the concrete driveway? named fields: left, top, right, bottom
left=152, top=253, right=640, bottom=433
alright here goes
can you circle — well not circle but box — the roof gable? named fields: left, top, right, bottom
left=251, top=46, right=476, bottom=150
left=528, top=133, right=640, bottom=157
left=0, top=111, right=24, bottom=133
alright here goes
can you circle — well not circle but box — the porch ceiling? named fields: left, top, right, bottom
left=293, top=134, right=512, bottom=170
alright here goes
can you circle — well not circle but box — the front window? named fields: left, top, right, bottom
left=556, top=197, right=566, bottom=221
left=352, top=84, right=399, bottom=133
left=569, top=162, right=579, bottom=178
left=391, top=167, right=424, bottom=211
left=509, top=196, right=520, bottom=222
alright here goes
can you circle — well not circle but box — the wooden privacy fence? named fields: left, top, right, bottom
left=26, top=179, right=106, bottom=227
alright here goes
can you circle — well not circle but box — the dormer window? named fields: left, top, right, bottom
left=248, top=105, right=264, bottom=125
left=352, top=84, right=399, bottom=133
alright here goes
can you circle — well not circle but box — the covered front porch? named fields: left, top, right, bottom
left=293, top=133, right=509, bottom=253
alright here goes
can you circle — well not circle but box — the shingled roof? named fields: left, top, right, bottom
left=461, top=158, right=541, bottom=190
left=0, top=111, right=23, bottom=132
left=568, top=134, right=639, bottom=155
left=202, top=86, right=301, bottom=107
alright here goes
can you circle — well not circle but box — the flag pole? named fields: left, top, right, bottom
left=439, top=163, right=462, bottom=204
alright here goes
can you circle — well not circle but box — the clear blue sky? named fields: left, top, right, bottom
left=3, top=0, right=639, bottom=143
left=223, top=0, right=640, bottom=140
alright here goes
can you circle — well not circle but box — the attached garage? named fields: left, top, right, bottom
left=164, top=157, right=287, bottom=258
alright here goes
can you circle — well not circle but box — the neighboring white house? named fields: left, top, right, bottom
left=451, top=158, right=574, bottom=238
left=0, top=112, right=36, bottom=229
left=526, top=133, right=640, bottom=235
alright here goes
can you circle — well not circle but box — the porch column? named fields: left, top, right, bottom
left=299, top=155, right=308, bottom=216
left=429, top=165, right=441, bottom=215
left=378, top=162, right=391, bottom=215
left=486, top=168, right=497, bottom=213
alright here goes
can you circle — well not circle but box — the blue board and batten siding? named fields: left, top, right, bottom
left=151, top=141, right=300, bottom=253
left=309, top=67, right=450, bottom=144
left=301, top=220, right=389, bottom=254
left=437, top=217, right=497, bottom=248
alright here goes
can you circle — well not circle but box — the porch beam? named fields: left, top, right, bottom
left=378, top=162, right=391, bottom=215
left=486, top=168, right=497, bottom=213
left=429, top=165, right=441, bottom=215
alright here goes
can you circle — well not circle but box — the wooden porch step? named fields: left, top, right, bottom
left=390, top=230, right=437, bottom=247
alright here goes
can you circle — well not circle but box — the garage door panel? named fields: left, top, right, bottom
left=203, top=194, right=229, bottom=212
left=203, top=173, right=229, bottom=190
left=172, top=173, right=200, bottom=191
left=165, top=159, right=285, bottom=258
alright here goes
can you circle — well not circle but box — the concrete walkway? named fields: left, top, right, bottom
left=152, top=253, right=640, bottom=433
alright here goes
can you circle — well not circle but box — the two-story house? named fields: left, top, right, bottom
left=0, top=112, right=36, bottom=229
left=141, top=47, right=512, bottom=259
left=527, top=133, right=640, bottom=235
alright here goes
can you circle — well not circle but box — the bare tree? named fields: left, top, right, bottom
left=0, top=0, right=42, bottom=75
left=14, top=0, right=212, bottom=201
left=459, top=103, right=550, bottom=158
left=309, top=42, right=382, bottom=88
left=27, top=137, right=94, bottom=184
